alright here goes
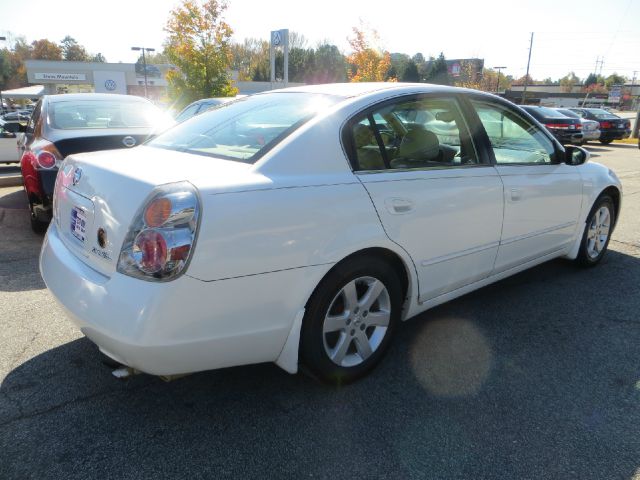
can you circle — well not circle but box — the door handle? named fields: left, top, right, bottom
left=510, top=188, right=522, bottom=201
left=385, top=197, right=415, bottom=214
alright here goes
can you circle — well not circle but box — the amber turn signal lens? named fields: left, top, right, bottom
left=144, top=197, right=172, bottom=227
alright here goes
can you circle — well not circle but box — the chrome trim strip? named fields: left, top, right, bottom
left=500, top=221, right=577, bottom=246
left=420, top=241, right=500, bottom=267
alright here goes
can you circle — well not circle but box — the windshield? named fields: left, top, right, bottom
left=148, top=92, right=340, bottom=164
left=49, top=100, right=167, bottom=130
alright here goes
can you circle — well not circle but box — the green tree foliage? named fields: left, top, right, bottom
left=60, top=36, right=90, bottom=61
left=164, top=0, right=237, bottom=107
left=31, top=39, right=62, bottom=60
left=310, top=44, right=346, bottom=83
left=426, top=52, right=450, bottom=85
left=401, top=60, right=419, bottom=82
left=584, top=73, right=598, bottom=87
left=605, top=73, right=626, bottom=89
left=559, top=71, right=580, bottom=92
left=91, top=53, right=107, bottom=63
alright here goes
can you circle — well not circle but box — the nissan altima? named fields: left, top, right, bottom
left=40, top=83, right=622, bottom=384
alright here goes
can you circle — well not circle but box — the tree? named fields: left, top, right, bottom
left=60, top=36, right=90, bottom=61
left=605, top=73, right=626, bottom=89
left=31, top=39, right=62, bottom=60
left=401, top=59, right=419, bottom=82
left=309, top=44, right=346, bottom=83
left=584, top=73, right=598, bottom=87
left=164, top=0, right=237, bottom=107
left=559, top=71, right=580, bottom=93
left=425, top=52, right=450, bottom=85
left=346, top=26, right=393, bottom=82
left=91, top=53, right=106, bottom=63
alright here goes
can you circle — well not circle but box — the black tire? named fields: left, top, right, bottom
left=300, top=256, right=402, bottom=385
left=576, top=195, right=615, bottom=267
left=28, top=200, right=48, bottom=234
left=599, top=138, right=613, bottom=144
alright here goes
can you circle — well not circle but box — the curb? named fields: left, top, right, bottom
left=0, top=175, right=22, bottom=188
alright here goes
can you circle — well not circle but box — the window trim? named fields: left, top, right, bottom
left=464, top=94, right=563, bottom=166
left=342, top=93, right=486, bottom=173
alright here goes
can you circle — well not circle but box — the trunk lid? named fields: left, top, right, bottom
left=54, top=146, right=254, bottom=277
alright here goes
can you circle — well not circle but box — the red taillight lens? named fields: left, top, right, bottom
left=545, top=123, right=571, bottom=130
left=37, top=151, right=57, bottom=169
left=134, top=229, right=168, bottom=274
left=576, top=124, right=582, bottom=129
left=144, top=197, right=172, bottom=227
left=600, top=121, right=612, bottom=129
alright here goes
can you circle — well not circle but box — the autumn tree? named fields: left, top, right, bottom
left=164, top=0, right=237, bottom=106
left=347, top=26, right=393, bottom=82
left=31, top=39, right=62, bottom=60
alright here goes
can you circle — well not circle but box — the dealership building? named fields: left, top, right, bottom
left=2, top=60, right=296, bottom=104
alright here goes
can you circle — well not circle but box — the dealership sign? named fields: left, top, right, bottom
left=34, top=73, right=87, bottom=81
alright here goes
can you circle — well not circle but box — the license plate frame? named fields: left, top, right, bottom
left=70, top=206, right=87, bottom=243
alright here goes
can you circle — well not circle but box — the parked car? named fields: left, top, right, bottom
left=569, top=107, right=631, bottom=144
left=0, top=119, right=17, bottom=139
left=554, top=108, right=600, bottom=143
left=40, top=83, right=621, bottom=385
left=520, top=105, right=583, bottom=145
left=2, top=111, right=31, bottom=122
left=174, top=97, right=236, bottom=122
left=19, top=93, right=173, bottom=233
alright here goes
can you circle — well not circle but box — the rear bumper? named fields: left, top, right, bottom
left=549, top=130, right=583, bottom=144
left=600, top=129, right=631, bottom=141
left=40, top=223, right=327, bottom=375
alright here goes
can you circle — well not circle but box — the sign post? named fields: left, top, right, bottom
left=270, top=29, right=289, bottom=89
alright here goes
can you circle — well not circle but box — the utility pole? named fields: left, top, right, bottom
left=632, top=70, right=640, bottom=139
left=521, top=33, right=534, bottom=104
left=131, top=46, right=155, bottom=99
left=494, top=66, right=506, bottom=93
left=0, top=36, right=5, bottom=114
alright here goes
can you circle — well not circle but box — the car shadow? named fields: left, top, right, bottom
left=2, top=250, right=640, bottom=479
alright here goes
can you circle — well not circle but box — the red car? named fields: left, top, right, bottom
left=17, top=93, right=172, bottom=232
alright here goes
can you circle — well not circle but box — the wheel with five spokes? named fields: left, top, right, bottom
left=577, top=195, right=615, bottom=267
left=300, top=256, right=402, bottom=384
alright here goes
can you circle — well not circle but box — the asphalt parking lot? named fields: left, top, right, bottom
left=1, top=143, right=639, bottom=479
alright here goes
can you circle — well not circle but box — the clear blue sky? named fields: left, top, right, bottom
left=1, top=0, right=639, bottom=81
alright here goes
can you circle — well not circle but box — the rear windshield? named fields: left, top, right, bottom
left=587, top=109, right=618, bottom=119
left=148, top=92, right=340, bottom=164
left=49, top=100, right=164, bottom=130
left=525, top=106, right=568, bottom=118
left=557, top=109, right=580, bottom=119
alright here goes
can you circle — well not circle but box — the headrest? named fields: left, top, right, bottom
left=353, top=123, right=374, bottom=148
left=398, top=128, right=439, bottom=160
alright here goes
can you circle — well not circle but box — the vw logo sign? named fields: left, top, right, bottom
left=72, top=167, right=82, bottom=186
left=104, top=79, right=117, bottom=91
left=122, top=136, right=137, bottom=148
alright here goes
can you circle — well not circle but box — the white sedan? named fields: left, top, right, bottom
left=40, top=83, right=622, bottom=384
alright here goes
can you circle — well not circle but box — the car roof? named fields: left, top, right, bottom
left=45, top=93, right=152, bottom=104
left=271, top=82, right=478, bottom=99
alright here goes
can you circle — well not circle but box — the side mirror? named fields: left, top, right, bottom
left=564, top=145, right=589, bottom=165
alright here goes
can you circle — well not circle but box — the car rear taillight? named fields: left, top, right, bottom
left=37, top=151, right=57, bottom=169
left=545, top=123, right=572, bottom=130
left=576, top=124, right=582, bottom=130
left=600, top=121, right=612, bottom=129
left=117, top=182, right=200, bottom=281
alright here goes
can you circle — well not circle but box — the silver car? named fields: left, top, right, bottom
left=555, top=108, right=600, bottom=143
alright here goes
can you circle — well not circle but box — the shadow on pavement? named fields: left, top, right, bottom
left=2, top=250, right=639, bottom=479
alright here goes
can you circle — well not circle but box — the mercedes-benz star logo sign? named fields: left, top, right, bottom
left=72, top=167, right=82, bottom=186
left=122, top=136, right=137, bottom=148
left=104, top=79, right=117, bottom=91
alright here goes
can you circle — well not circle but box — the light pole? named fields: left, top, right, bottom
left=131, top=46, right=155, bottom=98
left=494, top=66, right=506, bottom=93
left=0, top=36, right=6, bottom=114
